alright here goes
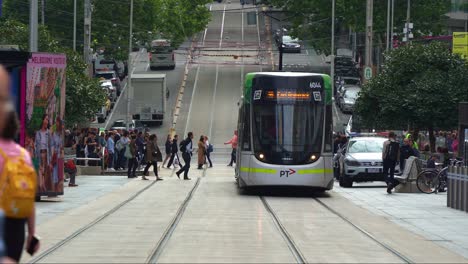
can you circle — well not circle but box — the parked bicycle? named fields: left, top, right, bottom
left=416, top=158, right=464, bottom=194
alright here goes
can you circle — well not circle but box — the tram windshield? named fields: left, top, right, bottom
left=252, top=101, right=324, bottom=165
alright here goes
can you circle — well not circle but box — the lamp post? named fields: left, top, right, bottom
left=126, top=0, right=134, bottom=130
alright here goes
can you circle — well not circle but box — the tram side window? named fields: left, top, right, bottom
left=324, top=105, right=333, bottom=152
left=241, top=104, right=251, bottom=151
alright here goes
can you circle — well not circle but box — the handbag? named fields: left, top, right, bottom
left=155, top=147, right=163, bottom=162
left=124, top=146, right=132, bottom=159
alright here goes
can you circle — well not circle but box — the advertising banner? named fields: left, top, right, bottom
left=26, top=53, right=66, bottom=196
left=453, top=32, right=468, bottom=61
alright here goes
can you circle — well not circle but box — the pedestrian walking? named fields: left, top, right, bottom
left=162, top=134, right=172, bottom=168
left=224, top=130, right=238, bottom=166
left=116, top=131, right=130, bottom=170
left=205, top=136, right=213, bottom=168
left=198, top=136, right=206, bottom=169
left=176, top=132, right=194, bottom=180
left=125, top=134, right=138, bottom=178
left=0, top=66, right=40, bottom=261
left=107, top=132, right=115, bottom=171
left=382, top=132, right=400, bottom=194
left=167, top=134, right=180, bottom=169
left=135, top=131, right=146, bottom=170
left=144, top=134, right=163, bottom=181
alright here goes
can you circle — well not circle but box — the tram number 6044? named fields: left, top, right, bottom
left=280, top=169, right=296, bottom=177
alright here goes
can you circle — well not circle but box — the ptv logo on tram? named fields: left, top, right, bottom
left=280, top=169, right=296, bottom=177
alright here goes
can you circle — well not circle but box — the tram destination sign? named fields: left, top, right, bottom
left=263, top=90, right=312, bottom=101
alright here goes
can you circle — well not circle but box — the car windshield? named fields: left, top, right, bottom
left=345, top=90, right=360, bottom=99
left=112, top=121, right=125, bottom=127
left=151, top=46, right=173, bottom=53
left=348, top=139, right=385, bottom=153
left=96, top=73, right=114, bottom=79
left=282, top=36, right=298, bottom=43
left=343, top=78, right=360, bottom=85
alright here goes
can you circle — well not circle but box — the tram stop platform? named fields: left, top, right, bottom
left=24, top=164, right=468, bottom=263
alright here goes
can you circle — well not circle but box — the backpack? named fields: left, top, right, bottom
left=115, top=139, right=124, bottom=151
left=179, top=139, right=187, bottom=152
left=207, top=144, right=213, bottom=153
left=0, top=148, right=37, bottom=219
left=385, top=141, right=400, bottom=161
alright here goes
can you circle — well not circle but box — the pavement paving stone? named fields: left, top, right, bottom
left=333, top=181, right=468, bottom=259
left=35, top=176, right=130, bottom=225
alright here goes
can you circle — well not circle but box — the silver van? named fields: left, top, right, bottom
left=149, top=39, right=176, bottom=70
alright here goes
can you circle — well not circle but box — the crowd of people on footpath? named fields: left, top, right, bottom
left=62, top=128, right=242, bottom=181
left=334, top=129, right=461, bottom=195
left=0, top=65, right=40, bottom=263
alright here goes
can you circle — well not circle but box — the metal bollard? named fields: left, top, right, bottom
left=448, top=167, right=454, bottom=208
left=464, top=167, right=468, bottom=213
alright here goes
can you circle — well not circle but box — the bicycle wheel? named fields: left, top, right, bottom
left=416, top=170, right=439, bottom=194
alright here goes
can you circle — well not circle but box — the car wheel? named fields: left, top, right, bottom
left=339, top=173, right=353, bottom=188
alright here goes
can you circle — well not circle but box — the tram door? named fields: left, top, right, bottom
left=237, top=104, right=251, bottom=178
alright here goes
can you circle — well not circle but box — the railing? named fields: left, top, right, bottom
left=447, top=165, right=468, bottom=213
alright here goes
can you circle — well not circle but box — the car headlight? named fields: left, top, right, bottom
left=345, top=158, right=360, bottom=166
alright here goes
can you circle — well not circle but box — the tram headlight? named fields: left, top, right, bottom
left=310, top=155, right=317, bottom=161
left=256, top=152, right=266, bottom=161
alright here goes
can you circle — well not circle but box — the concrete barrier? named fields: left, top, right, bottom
left=447, top=166, right=468, bottom=213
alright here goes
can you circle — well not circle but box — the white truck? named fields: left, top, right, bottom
left=131, top=73, right=167, bottom=126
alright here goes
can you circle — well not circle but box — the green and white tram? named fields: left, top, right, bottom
left=235, top=72, right=334, bottom=191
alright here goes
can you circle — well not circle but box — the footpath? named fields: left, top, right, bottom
left=334, top=182, right=468, bottom=259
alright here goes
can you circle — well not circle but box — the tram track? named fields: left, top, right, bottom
left=312, top=197, right=413, bottom=264
left=147, top=174, right=203, bottom=263
left=29, top=180, right=160, bottom=263
left=260, top=194, right=413, bottom=264
left=260, top=196, right=308, bottom=264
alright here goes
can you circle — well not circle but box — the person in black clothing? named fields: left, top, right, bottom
left=176, top=132, right=193, bottom=180
left=382, top=132, right=400, bottom=194
left=162, top=134, right=172, bottom=168
left=167, top=135, right=180, bottom=169
left=399, top=138, right=415, bottom=171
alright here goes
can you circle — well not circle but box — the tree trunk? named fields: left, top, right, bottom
left=428, top=127, right=436, bottom=153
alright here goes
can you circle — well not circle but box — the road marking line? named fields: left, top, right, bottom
left=219, top=4, right=226, bottom=48
left=208, top=64, right=219, bottom=139
left=184, top=65, right=201, bottom=137
left=203, top=4, right=212, bottom=46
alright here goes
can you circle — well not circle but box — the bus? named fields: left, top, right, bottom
left=149, top=39, right=176, bottom=70
left=235, top=72, right=334, bottom=191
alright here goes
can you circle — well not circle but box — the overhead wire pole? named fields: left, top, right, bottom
left=83, top=0, right=92, bottom=74
left=390, top=0, right=394, bottom=49
left=405, top=0, right=411, bottom=44
left=386, top=0, right=390, bottom=50
left=126, top=0, right=134, bottom=130
left=29, top=0, right=39, bottom=52
left=364, top=0, right=373, bottom=82
left=73, top=0, right=77, bottom=51
left=330, top=0, right=335, bottom=93
left=41, top=0, right=45, bottom=25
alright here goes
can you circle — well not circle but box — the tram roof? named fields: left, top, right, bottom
left=249, top=72, right=327, bottom=77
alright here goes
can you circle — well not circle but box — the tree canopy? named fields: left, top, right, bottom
left=0, top=18, right=106, bottom=127
left=263, top=0, right=451, bottom=54
left=2, top=0, right=211, bottom=60
left=354, top=42, right=468, bottom=150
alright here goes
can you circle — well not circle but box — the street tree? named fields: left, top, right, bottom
left=0, top=18, right=106, bottom=127
left=354, top=42, right=468, bottom=151
left=263, top=0, right=451, bottom=54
